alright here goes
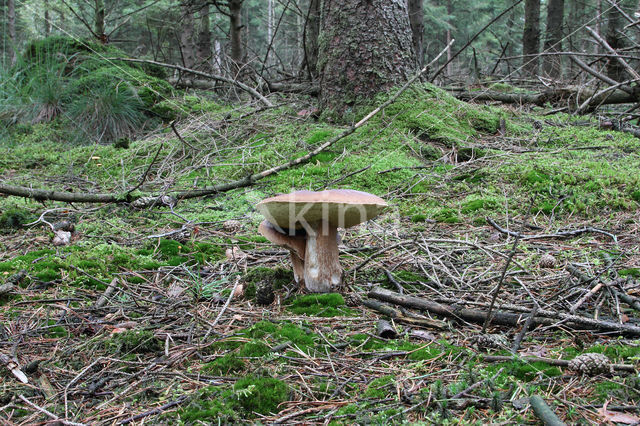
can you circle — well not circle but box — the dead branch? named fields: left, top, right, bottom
left=107, top=57, right=273, bottom=107
left=484, top=355, right=635, bottom=373
left=456, top=86, right=638, bottom=107
left=368, top=287, right=640, bottom=336
left=487, top=218, right=617, bottom=242
left=529, top=395, right=567, bottom=426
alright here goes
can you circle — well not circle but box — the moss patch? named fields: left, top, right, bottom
left=288, top=293, right=355, bottom=317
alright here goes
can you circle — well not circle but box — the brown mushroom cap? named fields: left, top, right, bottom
left=257, top=189, right=387, bottom=230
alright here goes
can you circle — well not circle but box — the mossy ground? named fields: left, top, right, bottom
left=1, top=80, right=639, bottom=424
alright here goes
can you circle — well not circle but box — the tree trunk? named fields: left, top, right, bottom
left=446, top=0, right=453, bottom=76
left=94, top=0, right=105, bottom=41
left=595, top=0, right=602, bottom=55
left=179, top=1, right=196, bottom=69
left=8, top=0, right=16, bottom=66
left=542, top=0, right=564, bottom=79
left=304, top=0, right=321, bottom=79
left=606, top=4, right=625, bottom=81
left=196, top=2, right=212, bottom=71
left=44, top=0, right=51, bottom=37
left=522, top=0, right=540, bottom=76
left=228, top=0, right=244, bottom=72
left=318, top=0, right=416, bottom=117
left=408, top=0, right=424, bottom=68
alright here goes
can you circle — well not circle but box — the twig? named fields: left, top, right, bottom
left=487, top=218, right=617, bottom=242
left=125, top=142, right=164, bottom=197
left=119, top=396, right=187, bottom=425
left=170, top=121, right=197, bottom=150
left=107, top=57, right=273, bottom=106
left=511, top=305, right=538, bottom=352
left=18, top=395, right=86, bottom=426
left=483, top=355, right=635, bottom=372
left=585, top=26, right=640, bottom=81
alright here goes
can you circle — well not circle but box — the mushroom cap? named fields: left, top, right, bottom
left=258, top=220, right=306, bottom=259
left=257, top=189, right=387, bottom=230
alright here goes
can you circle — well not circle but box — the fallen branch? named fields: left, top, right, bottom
left=456, top=87, right=638, bottom=107
left=108, top=57, right=273, bottom=107
left=362, top=299, right=448, bottom=329
left=368, top=287, right=640, bottom=336
left=487, top=218, right=617, bottom=242
left=529, top=395, right=566, bottom=426
left=483, top=355, right=635, bottom=373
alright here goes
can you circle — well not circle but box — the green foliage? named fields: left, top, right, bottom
left=203, top=354, right=245, bottom=375
left=0, top=207, right=33, bottom=229
left=105, top=330, right=162, bottom=354
left=1, top=37, right=172, bottom=143
left=619, top=268, right=640, bottom=278
left=234, top=376, right=289, bottom=414
left=288, top=293, right=355, bottom=317
left=364, top=375, right=395, bottom=398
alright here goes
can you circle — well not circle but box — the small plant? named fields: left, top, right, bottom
left=0, top=207, right=33, bottom=229
left=67, top=81, right=145, bottom=143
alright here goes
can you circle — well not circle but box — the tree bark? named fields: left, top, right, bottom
left=522, top=0, right=540, bottom=76
left=94, top=0, right=105, bottom=41
left=318, top=0, right=416, bottom=117
left=542, top=0, right=564, bottom=79
left=196, top=2, right=212, bottom=71
left=8, top=0, right=16, bottom=65
left=44, top=0, right=51, bottom=37
left=179, top=0, right=196, bottom=69
left=228, top=0, right=244, bottom=72
left=304, top=0, right=320, bottom=79
left=606, top=3, right=626, bottom=82
left=408, top=0, right=424, bottom=68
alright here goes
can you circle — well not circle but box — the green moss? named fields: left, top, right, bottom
left=234, top=376, right=289, bottom=415
left=364, top=375, right=395, bottom=398
left=433, top=208, right=460, bottom=223
left=173, top=386, right=239, bottom=423
left=619, top=268, right=640, bottom=278
left=288, top=293, right=355, bottom=317
left=461, top=199, right=497, bottom=214
left=105, top=330, right=161, bottom=354
left=203, top=354, right=245, bottom=375
left=411, top=214, right=428, bottom=222
left=632, top=190, right=640, bottom=202
left=0, top=207, right=33, bottom=229
left=238, top=342, right=271, bottom=358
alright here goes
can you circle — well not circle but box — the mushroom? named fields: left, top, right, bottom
left=257, top=189, right=387, bottom=293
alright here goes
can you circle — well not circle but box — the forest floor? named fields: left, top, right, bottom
left=1, top=84, right=640, bottom=425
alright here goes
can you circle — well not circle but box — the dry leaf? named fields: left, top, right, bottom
left=598, top=401, right=640, bottom=424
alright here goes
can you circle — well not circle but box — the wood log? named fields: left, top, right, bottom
left=455, top=87, right=638, bottom=107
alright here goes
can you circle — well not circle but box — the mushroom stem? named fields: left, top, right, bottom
left=304, top=220, right=341, bottom=293
left=290, top=252, right=305, bottom=286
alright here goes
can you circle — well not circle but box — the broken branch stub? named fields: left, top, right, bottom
left=257, top=189, right=387, bottom=293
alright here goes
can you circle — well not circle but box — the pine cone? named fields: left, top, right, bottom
left=472, top=333, right=508, bottom=349
left=568, top=353, right=612, bottom=375
left=255, top=280, right=274, bottom=306
left=223, top=220, right=243, bottom=233
left=539, top=253, right=557, bottom=268
left=344, top=293, right=362, bottom=307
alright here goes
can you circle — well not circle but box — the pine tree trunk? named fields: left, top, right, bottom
left=304, top=0, right=320, bottom=79
left=94, top=0, right=105, bottom=41
left=196, top=2, right=212, bottom=71
left=606, top=4, right=625, bottom=81
left=180, top=1, right=196, bottom=69
left=542, top=0, right=564, bottom=79
left=44, top=0, right=51, bottom=36
left=408, top=0, right=424, bottom=68
left=446, top=0, right=453, bottom=76
left=228, top=0, right=244, bottom=72
left=318, top=0, right=416, bottom=117
left=8, top=0, right=16, bottom=65
left=522, top=0, right=540, bottom=76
